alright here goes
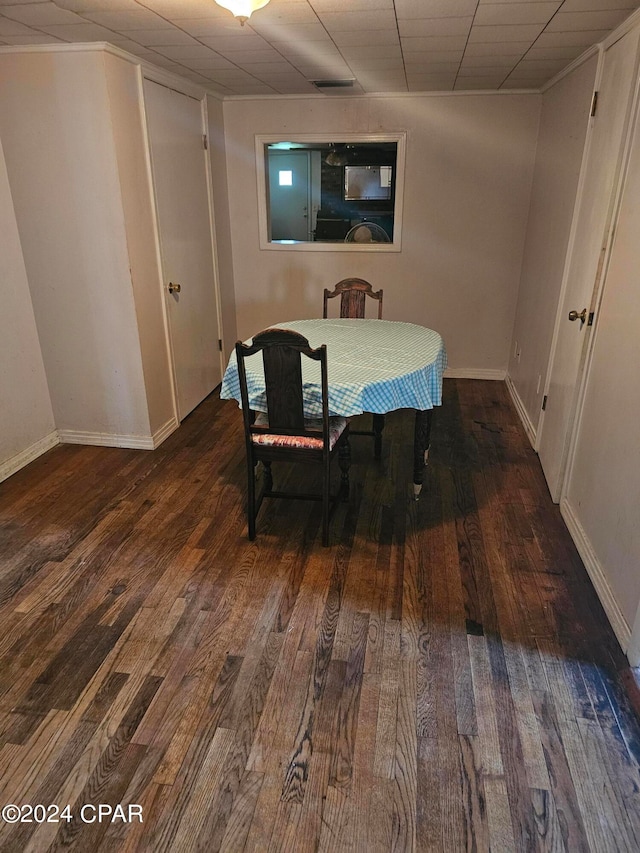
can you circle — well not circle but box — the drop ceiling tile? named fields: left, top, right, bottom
left=460, top=54, right=524, bottom=67
left=404, top=49, right=464, bottom=62
left=0, top=2, right=83, bottom=26
left=406, top=72, right=457, bottom=86
left=1, top=32, right=65, bottom=43
left=404, top=59, right=461, bottom=71
left=310, top=0, right=394, bottom=10
left=474, top=2, right=561, bottom=26
left=175, top=19, right=245, bottom=37
left=464, top=40, right=531, bottom=54
left=182, top=55, right=238, bottom=69
left=535, top=28, right=610, bottom=46
left=347, top=58, right=405, bottom=70
left=468, top=23, right=546, bottom=42
left=109, top=39, right=157, bottom=55
left=0, top=15, right=34, bottom=35
left=271, top=41, right=344, bottom=58
left=248, top=21, right=333, bottom=41
left=401, top=35, right=469, bottom=51
left=218, top=48, right=283, bottom=62
left=236, top=60, right=295, bottom=73
left=83, top=9, right=174, bottom=30
left=546, top=10, right=633, bottom=31
left=200, top=34, right=272, bottom=52
left=455, top=75, right=509, bottom=88
left=397, top=17, right=473, bottom=36
left=559, top=0, right=636, bottom=11
left=514, top=58, right=568, bottom=73
left=526, top=44, right=584, bottom=59
left=127, top=29, right=201, bottom=46
left=56, top=0, right=141, bottom=10
left=39, top=22, right=120, bottom=40
left=153, top=44, right=231, bottom=60
left=396, top=0, right=478, bottom=17
left=330, top=29, right=400, bottom=46
left=242, top=1, right=318, bottom=23
left=338, top=44, right=403, bottom=59
left=318, top=10, right=398, bottom=31
left=137, top=0, right=227, bottom=16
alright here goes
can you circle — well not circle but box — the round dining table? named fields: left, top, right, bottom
left=220, top=318, right=447, bottom=495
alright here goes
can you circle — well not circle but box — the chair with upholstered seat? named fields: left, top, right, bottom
left=323, top=278, right=385, bottom=458
left=323, top=277, right=383, bottom=320
left=236, top=328, right=350, bottom=547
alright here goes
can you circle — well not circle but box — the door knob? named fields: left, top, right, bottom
left=568, top=308, right=587, bottom=323
left=168, top=282, right=182, bottom=294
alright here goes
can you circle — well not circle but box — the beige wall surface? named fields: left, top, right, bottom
left=105, top=52, right=175, bottom=436
left=0, top=50, right=151, bottom=440
left=565, top=90, right=640, bottom=630
left=223, top=93, right=540, bottom=373
left=508, top=56, right=598, bottom=435
left=0, top=133, right=55, bottom=477
left=207, top=94, right=238, bottom=357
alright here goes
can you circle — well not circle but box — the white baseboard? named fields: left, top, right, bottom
left=0, top=431, right=60, bottom=484
left=58, top=416, right=179, bottom=451
left=560, top=496, right=631, bottom=654
left=58, top=429, right=157, bottom=450
left=505, top=374, right=537, bottom=448
left=443, top=368, right=506, bottom=380
left=152, top=417, right=179, bottom=448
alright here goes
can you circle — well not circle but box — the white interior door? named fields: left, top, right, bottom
left=144, top=79, right=222, bottom=421
left=537, top=28, right=640, bottom=499
left=268, top=150, right=310, bottom=241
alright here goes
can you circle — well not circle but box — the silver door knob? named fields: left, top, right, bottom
left=168, top=282, right=182, bottom=294
left=568, top=308, right=587, bottom=323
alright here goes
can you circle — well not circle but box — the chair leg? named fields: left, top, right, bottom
left=247, top=456, right=257, bottom=540
left=322, top=457, right=330, bottom=547
left=339, top=438, right=350, bottom=500
left=373, top=413, right=385, bottom=460
left=263, top=460, right=273, bottom=493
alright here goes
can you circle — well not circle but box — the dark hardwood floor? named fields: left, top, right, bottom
left=1, top=379, right=639, bottom=852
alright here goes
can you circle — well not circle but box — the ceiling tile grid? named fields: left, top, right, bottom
left=0, top=0, right=639, bottom=94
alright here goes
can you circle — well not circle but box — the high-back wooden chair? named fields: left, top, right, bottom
left=322, top=278, right=385, bottom=458
left=235, top=328, right=350, bottom=547
left=322, top=278, right=383, bottom=320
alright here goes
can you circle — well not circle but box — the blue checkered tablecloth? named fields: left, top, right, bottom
left=220, top=318, right=447, bottom=418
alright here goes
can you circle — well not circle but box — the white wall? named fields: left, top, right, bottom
left=207, top=94, right=238, bottom=356
left=564, top=88, right=640, bottom=635
left=0, top=49, right=158, bottom=444
left=104, top=52, right=175, bottom=437
left=0, top=133, right=56, bottom=481
left=507, top=56, right=598, bottom=438
left=222, top=93, right=541, bottom=374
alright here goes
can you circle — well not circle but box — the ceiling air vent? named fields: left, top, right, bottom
left=311, top=79, right=355, bottom=90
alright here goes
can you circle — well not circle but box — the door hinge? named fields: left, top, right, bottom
left=588, top=311, right=594, bottom=326
left=590, top=90, right=599, bottom=117
left=203, top=134, right=208, bottom=150
left=542, top=395, right=548, bottom=411
left=218, top=339, right=223, bottom=351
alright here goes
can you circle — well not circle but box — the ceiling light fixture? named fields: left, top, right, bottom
left=214, top=0, right=270, bottom=25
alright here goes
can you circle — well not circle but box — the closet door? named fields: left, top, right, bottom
left=144, top=79, right=222, bottom=421
left=538, top=27, right=640, bottom=498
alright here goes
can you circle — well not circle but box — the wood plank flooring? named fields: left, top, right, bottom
left=1, top=379, right=640, bottom=852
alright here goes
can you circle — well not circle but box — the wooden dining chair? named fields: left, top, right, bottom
left=322, top=277, right=383, bottom=320
left=322, top=278, right=385, bottom=458
left=235, top=328, right=351, bottom=547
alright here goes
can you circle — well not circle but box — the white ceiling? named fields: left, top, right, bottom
left=1, top=0, right=638, bottom=96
